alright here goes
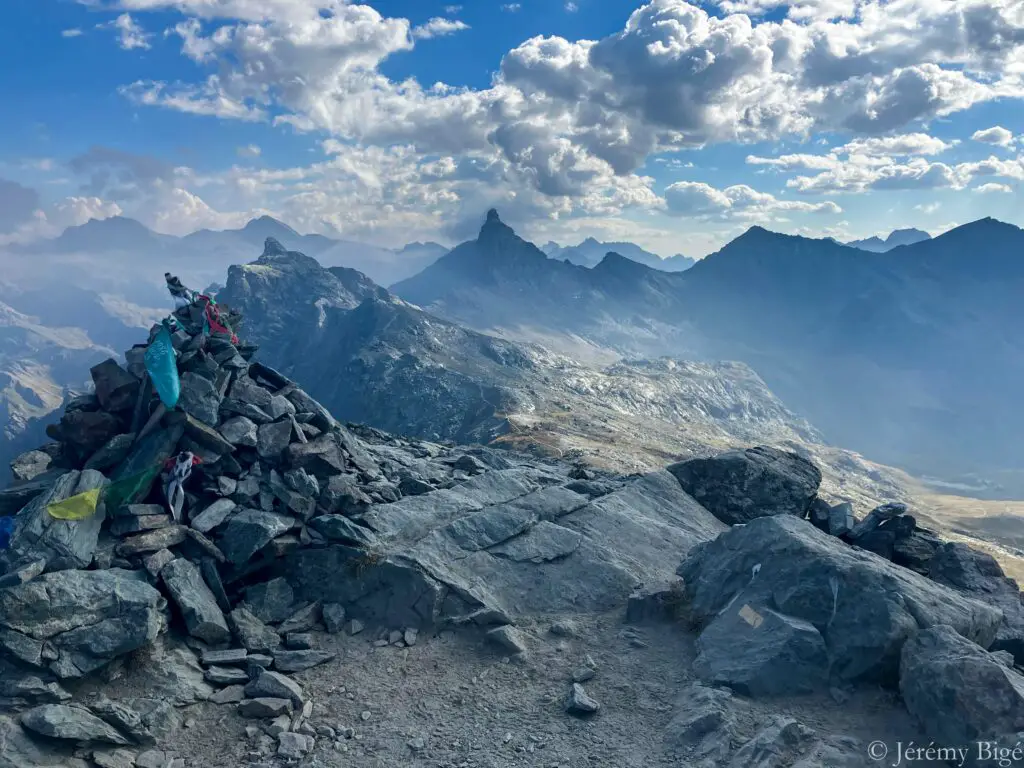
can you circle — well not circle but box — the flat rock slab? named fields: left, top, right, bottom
left=238, top=698, right=292, bottom=718
left=161, top=559, right=230, bottom=644
left=271, top=650, right=336, bottom=673
left=190, top=499, right=237, bottom=534
left=667, top=446, right=822, bottom=525
left=116, top=526, right=188, bottom=557
left=244, top=670, right=305, bottom=706
left=308, top=515, right=378, bottom=548
left=229, top=607, right=281, bottom=652
left=678, top=515, right=1003, bottom=686
left=21, top=705, right=130, bottom=745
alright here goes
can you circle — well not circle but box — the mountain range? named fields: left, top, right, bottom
left=2, top=208, right=1022, bottom=500
left=542, top=238, right=695, bottom=271
left=846, top=228, right=932, bottom=252
left=393, top=211, right=1024, bottom=492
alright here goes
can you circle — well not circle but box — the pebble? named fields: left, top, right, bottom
left=404, top=628, right=419, bottom=646
left=360, top=710, right=372, bottom=721
left=408, top=737, right=426, bottom=752
left=347, top=619, right=365, bottom=636
left=135, top=750, right=167, bottom=768
left=566, top=683, right=600, bottom=715
left=572, top=668, right=596, bottom=683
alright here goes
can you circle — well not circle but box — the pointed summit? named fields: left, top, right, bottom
left=263, top=237, right=288, bottom=257
left=486, top=209, right=501, bottom=224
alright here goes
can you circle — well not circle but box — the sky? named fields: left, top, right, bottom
left=0, top=0, right=1022, bottom=257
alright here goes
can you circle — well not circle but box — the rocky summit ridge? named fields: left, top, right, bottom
left=0, top=277, right=1021, bottom=767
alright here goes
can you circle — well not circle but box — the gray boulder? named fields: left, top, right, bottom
left=257, top=420, right=292, bottom=462
left=901, top=624, right=1024, bottom=755
left=666, top=446, right=822, bottom=525
left=244, top=669, right=304, bottom=707
left=189, top=498, right=236, bottom=534
left=10, top=451, right=52, bottom=483
left=0, top=714, right=90, bottom=768
left=693, top=604, right=829, bottom=696
left=160, top=559, right=230, bottom=644
left=0, top=568, right=165, bottom=679
left=677, top=515, right=1002, bottom=686
left=177, top=372, right=222, bottom=426
left=286, top=434, right=346, bottom=479
left=308, top=515, right=378, bottom=548
left=21, top=705, right=130, bottom=745
left=90, top=359, right=139, bottom=413
left=3, top=469, right=108, bottom=572
left=243, top=578, right=295, bottom=624
left=218, top=509, right=294, bottom=565
left=229, top=606, right=281, bottom=652
left=929, top=543, right=1024, bottom=663
left=219, top=416, right=258, bottom=448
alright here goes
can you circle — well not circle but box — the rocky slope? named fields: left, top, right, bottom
left=217, top=238, right=901, bottom=513
left=392, top=212, right=1024, bottom=494
left=0, top=290, right=1020, bottom=768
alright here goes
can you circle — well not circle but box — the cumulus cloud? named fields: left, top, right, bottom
left=236, top=144, right=262, bottom=158
left=412, top=17, right=470, bottom=40
left=0, top=193, right=124, bottom=246
left=974, top=182, right=1014, bottom=193
left=97, top=13, right=152, bottom=50
left=972, top=126, right=1016, bottom=147
left=665, top=180, right=841, bottom=218
left=66, top=0, right=1024, bottom=239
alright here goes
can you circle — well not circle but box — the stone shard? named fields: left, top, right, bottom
left=286, top=434, right=346, bottom=479
left=307, top=515, right=378, bottom=548
left=10, top=451, right=52, bottom=483
left=219, top=416, right=259, bottom=447
left=177, top=372, right=223, bottom=426
left=677, top=515, right=1002, bottom=686
left=666, top=446, right=822, bottom=525
left=694, top=603, right=829, bottom=696
left=115, top=525, right=188, bottom=557
left=257, top=420, right=293, bottom=462
left=229, top=606, right=281, bottom=652
left=189, top=498, right=237, bottom=534
left=218, top=509, right=293, bottom=565
left=244, top=669, right=305, bottom=707
left=272, top=649, right=336, bottom=673
left=238, top=698, right=292, bottom=718
left=161, top=558, right=231, bottom=644
left=243, top=578, right=296, bottom=624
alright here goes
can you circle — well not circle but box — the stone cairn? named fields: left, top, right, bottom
left=0, top=276, right=417, bottom=765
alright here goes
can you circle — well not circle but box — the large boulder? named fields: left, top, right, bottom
left=218, top=509, right=294, bottom=565
left=666, top=446, right=821, bottom=525
left=0, top=714, right=90, bottom=768
left=901, top=625, right=1024, bottom=757
left=2, top=470, right=108, bottom=573
left=693, top=604, right=829, bottom=696
left=677, top=515, right=1002, bottom=686
left=928, top=543, right=1024, bottom=663
left=90, top=359, right=140, bottom=413
left=0, top=569, right=166, bottom=679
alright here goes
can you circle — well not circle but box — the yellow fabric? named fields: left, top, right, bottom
left=46, top=488, right=102, bottom=520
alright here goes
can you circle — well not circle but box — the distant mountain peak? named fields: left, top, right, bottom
left=242, top=215, right=299, bottom=239
left=485, top=209, right=501, bottom=224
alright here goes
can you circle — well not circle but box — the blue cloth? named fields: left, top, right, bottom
left=145, top=323, right=181, bottom=409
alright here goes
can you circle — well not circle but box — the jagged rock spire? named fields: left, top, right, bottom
left=263, top=237, right=287, bottom=257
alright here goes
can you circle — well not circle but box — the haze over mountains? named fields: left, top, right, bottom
left=542, top=238, right=696, bottom=271
left=1, top=208, right=1022, bottom=504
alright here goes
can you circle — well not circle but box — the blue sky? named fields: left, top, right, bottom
left=1, top=0, right=1022, bottom=257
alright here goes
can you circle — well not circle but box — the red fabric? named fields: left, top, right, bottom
left=164, top=455, right=202, bottom=470
left=199, top=295, right=239, bottom=345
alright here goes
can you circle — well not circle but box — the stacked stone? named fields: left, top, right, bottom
left=0, top=290, right=442, bottom=763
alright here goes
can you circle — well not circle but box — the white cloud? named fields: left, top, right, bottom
left=444, top=5, right=463, bottom=14
left=70, top=0, right=1024, bottom=239
left=236, top=144, right=262, bottom=158
left=0, top=195, right=124, bottom=246
left=97, top=13, right=153, bottom=50
left=972, top=126, right=1016, bottom=147
left=566, top=2, right=579, bottom=11
left=914, top=202, right=941, bottom=214
left=412, top=18, right=470, bottom=40
left=62, top=28, right=84, bottom=38
left=501, top=4, right=522, bottom=12
left=974, top=182, right=1014, bottom=193
left=665, top=180, right=841, bottom=218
